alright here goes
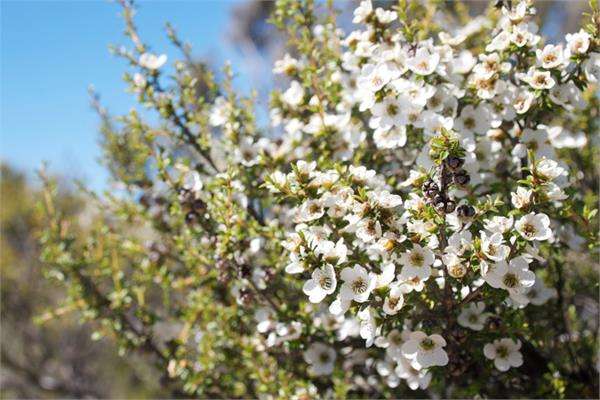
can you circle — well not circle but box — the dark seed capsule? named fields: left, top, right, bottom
left=239, top=264, right=252, bottom=278
left=239, top=288, right=254, bottom=306
left=435, top=200, right=446, bottom=212
left=264, top=267, right=275, bottom=282
left=139, top=193, right=152, bottom=208
left=422, top=179, right=434, bottom=192
left=192, top=199, right=206, bottom=213
left=217, top=270, right=230, bottom=284
left=488, top=316, right=502, bottom=331
left=457, top=205, right=475, bottom=218
left=185, top=211, right=199, bottom=225
left=444, top=200, right=456, bottom=213
left=453, top=170, right=471, bottom=185
left=433, top=194, right=446, bottom=204
left=445, top=156, right=465, bottom=170
left=425, top=188, right=439, bottom=198
left=216, top=258, right=229, bottom=271
left=441, top=174, right=453, bottom=187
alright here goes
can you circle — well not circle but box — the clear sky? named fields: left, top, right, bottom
left=1, top=0, right=245, bottom=190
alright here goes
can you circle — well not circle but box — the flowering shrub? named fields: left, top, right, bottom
left=40, top=0, right=599, bottom=397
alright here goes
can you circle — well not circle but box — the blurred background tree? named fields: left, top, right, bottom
left=0, top=165, right=165, bottom=398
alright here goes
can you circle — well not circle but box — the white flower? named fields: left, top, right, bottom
left=583, top=52, right=600, bottom=83
left=368, top=190, right=403, bottom=209
left=375, top=262, right=396, bottom=288
left=235, top=137, right=259, bottom=166
left=547, top=126, right=587, bottom=149
left=518, top=128, right=554, bottom=159
left=356, top=218, right=382, bottom=243
left=182, top=170, right=203, bottom=195
left=483, top=338, right=523, bottom=371
left=483, top=257, right=535, bottom=296
left=349, top=165, right=376, bottom=184
left=303, top=342, right=336, bottom=376
left=544, top=182, right=568, bottom=202
left=471, top=74, right=504, bottom=99
left=513, top=90, right=535, bottom=114
left=375, top=7, right=397, bottom=23
left=521, top=68, right=555, bottom=90
left=457, top=302, right=490, bottom=331
left=549, top=81, right=585, bottom=109
left=535, top=158, right=566, bottom=181
left=393, top=78, right=435, bottom=108
left=481, top=231, right=510, bottom=261
left=295, top=160, right=317, bottom=180
left=266, top=170, right=288, bottom=193
left=315, top=238, right=348, bottom=265
left=447, top=230, right=473, bottom=256
left=285, top=252, right=304, bottom=274
left=502, top=1, right=527, bottom=20
left=407, top=48, right=440, bottom=76
left=376, top=358, right=401, bottom=388
left=399, top=244, right=435, bottom=281
left=376, top=329, right=411, bottom=360
left=487, top=31, right=511, bottom=52
left=510, top=23, right=538, bottom=48
left=210, top=96, right=230, bottom=126
left=296, top=199, right=324, bottom=223
left=450, top=50, right=476, bottom=74
left=536, top=44, right=564, bottom=69
left=383, top=282, right=405, bottom=315
left=373, top=126, right=407, bottom=149
left=255, top=307, right=276, bottom=333
left=303, top=264, right=337, bottom=303
left=395, top=357, right=432, bottom=390
left=339, top=264, right=377, bottom=303
left=511, top=186, right=533, bottom=209
left=352, top=0, right=372, bottom=23
left=398, top=276, right=426, bottom=293
left=357, top=62, right=397, bottom=93
left=565, top=29, right=591, bottom=57
left=357, top=306, right=379, bottom=347
left=421, top=111, right=453, bottom=137
left=523, top=275, right=557, bottom=306
left=401, top=331, right=449, bottom=369
left=283, top=80, right=305, bottom=107
left=515, top=213, right=553, bottom=241
left=370, top=96, right=404, bottom=130
left=273, top=53, right=299, bottom=74
left=454, top=104, right=491, bottom=135
left=484, top=216, right=514, bottom=234
left=267, top=321, right=302, bottom=347
left=139, top=52, right=167, bottom=70
left=473, top=52, right=507, bottom=80
left=132, top=72, right=146, bottom=88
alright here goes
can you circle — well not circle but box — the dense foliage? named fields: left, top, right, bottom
left=39, top=0, right=599, bottom=398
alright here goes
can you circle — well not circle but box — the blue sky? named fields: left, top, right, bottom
left=1, top=0, right=247, bottom=190
left=1, top=1, right=579, bottom=191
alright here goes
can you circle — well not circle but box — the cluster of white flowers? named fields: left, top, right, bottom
left=206, top=0, right=596, bottom=392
